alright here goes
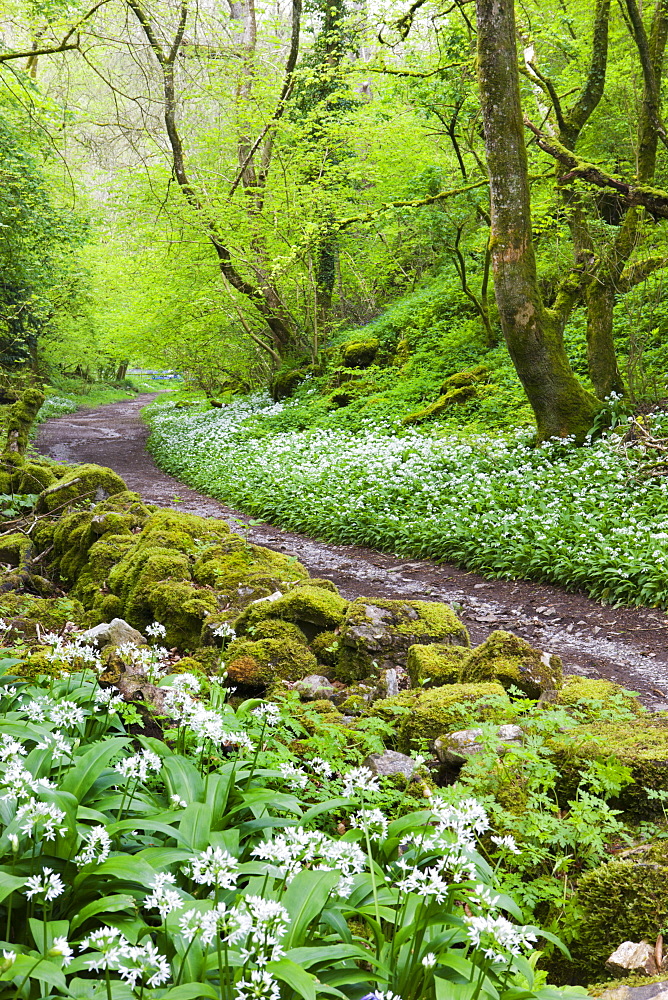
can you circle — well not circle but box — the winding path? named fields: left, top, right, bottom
left=36, top=394, right=668, bottom=709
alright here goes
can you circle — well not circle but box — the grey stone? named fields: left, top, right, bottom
left=434, top=724, right=523, bottom=765
left=605, top=941, right=665, bottom=977
left=293, top=675, right=338, bottom=700
left=82, top=618, right=145, bottom=648
left=597, top=987, right=668, bottom=1000
left=252, top=591, right=283, bottom=605
left=364, top=750, right=416, bottom=780
left=340, top=598, right=468, bottom=675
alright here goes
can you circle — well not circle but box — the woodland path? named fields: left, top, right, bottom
left=36, top=393, right=668, bottom=710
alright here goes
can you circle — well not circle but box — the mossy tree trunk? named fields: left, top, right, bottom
left=584, top=0, right=668, bottom=399
left=475, top=0, right=602, bottom=442
left=3, top=388, right=45, bottom=462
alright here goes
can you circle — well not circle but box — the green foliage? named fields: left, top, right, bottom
left=0, top=643, right=580, bottom=1000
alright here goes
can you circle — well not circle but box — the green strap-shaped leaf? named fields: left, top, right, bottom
left=267, top=958, right=317, bottom=1000
left=60, top=737, right=129, bottom=802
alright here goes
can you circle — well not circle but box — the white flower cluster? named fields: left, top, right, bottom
left=148, top=394, right=668, bottom=607
left=162, top=682, right=253, bottom=754
left=116, top=641, right=170, bottom=683
left=46, top=634, right=102, bottom=675
left=114, top=749, right=162, bottom=782
left=75, top=825, right=112, bottom=866
left=81, top=926, right=170, bottom=987
left=183, top=846, right=240, bottom=889
left=24, top=695, right=86, bottom=729
left=252, top=827, right=366, bottom=896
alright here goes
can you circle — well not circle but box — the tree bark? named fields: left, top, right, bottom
left=476, top=0, right=602, bottom=442
left=584, top=1, right=668, bottom=399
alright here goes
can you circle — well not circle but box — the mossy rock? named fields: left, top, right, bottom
left=11, top=647, right=57, bottom=680
left=407, top=643, right=471, bottom=687
left=557, top=675, right=643, bottom=717
left=396, top=683, right=509, bottom=753
left=369, top=690, right=422, bottom=727
left=310, top=630, right=341, bottom=666
left=225, top=637, right=318, bottom=687
left=570, top=849, right=668, bottom=978
left=0, top=532, right=31, bottom=566
left=337, top=598, right=468, bottom=683
left=550, top=720, right=668, bottom=816
left=402, top=386, right=477, bottom=426
left=234, top=585, right=348, bottom=638
left=0, top=594, right=88, bottom=645
left=74, top=535, right=138, bottom=608
left=461, top=630, right=562, bottom=698
left=440, top=365, right=488, bottom=393
left=341, top=339, right=379, bottom=369
left=192, top=538, right=307, bottom=604
left=35, top=463, right=127, bottom=514
left=271, top=365, right=314, bottom=401
left=15, top=462, right=57, bottom=494
left=246, top=619, right=309, bottom=645
left=293, top=577, right=339, bottom=594
left=143, top=580, right=218, bottom=649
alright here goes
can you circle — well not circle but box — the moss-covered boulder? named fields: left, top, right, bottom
left=234, top=585, right=348, bottom=639
left=0, top=593, right=89, bottom=645
left=15, top=462, right=57, bottom=494
left=395, top=683, right=510, bottom=753
left=246, top=619, right=309, bottom=645
left=310, top=630, right=341, bottom=667
left=36, top=463, right=127, bottom=514
left=571, top=846, right=668, bottom=978
left=407, top=643, right=471, bottom=687
left=557, top=675, right=642, bottom=717
left=192, top=537, right=308, bottom=603
left=337, top=598, right=468, bottom=683
left=225, top=636, right=318, bottom=687
left=341, top=339, right=379, bottom=369
left=550, top=719, right=668, bottom=816
left=0, top=532, right=31, bottom=566
left=461, top=631, right=562, bottom=698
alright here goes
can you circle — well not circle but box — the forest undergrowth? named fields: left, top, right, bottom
left=146, top=390, right=668, bottom=609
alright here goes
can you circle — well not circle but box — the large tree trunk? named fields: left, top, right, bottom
left=476, top=0, right=602, bottom=441
left=585, top=0, right=668, bottom=398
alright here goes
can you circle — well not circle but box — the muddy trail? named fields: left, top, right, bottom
left=36, top=393, right=668, bottom=710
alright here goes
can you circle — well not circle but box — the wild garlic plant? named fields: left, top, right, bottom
left=0, top=646, right=583, bottom=1000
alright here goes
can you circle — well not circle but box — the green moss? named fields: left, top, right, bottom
left=550, top=720, right=668, bottom=815
left=396, top=683, right=510, bottom=753
left=0, top=594, right=88, bottom=645
left=440, top=365, right=489, bottom=392
left=557, top=675, right=642, bottom=716
left=143, top=580, right=218, bottom=649
left=35, top=463, right=127, bottom=514
left=310, top=630, right=341, bottom=666
left=341, top=339, right=379, bottom=368
left=461, top=630, right=562, bottom=698
left=3, top=388, right=45, bottom=459
left=368, top=690, right=421, bottom=727
left=402, top=386, right=477, bottom=426
left=0, top=532, right=31, bottom=566
left=74, top=535, right=137, bottom=608
left=337, top=598, right=468, bottom=682
left=293, top=577, right=339, bottom=593
left=343, top=598, right=467, bottom=641
left=407, top=643, right=471, bottom=687
left=572, top=851, right=668, bottom=978
left=15, top=462, right=56, bottom=494
left=192, top=538, right=307, bottom=603
left=225, top=637, right=318, bottom=687
left=246, top=619, right=309, bottom=645
left=235, top=585, right=349, bottom=636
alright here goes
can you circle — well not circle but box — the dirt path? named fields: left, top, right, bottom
left=35, top=394, right=668, bottom=709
